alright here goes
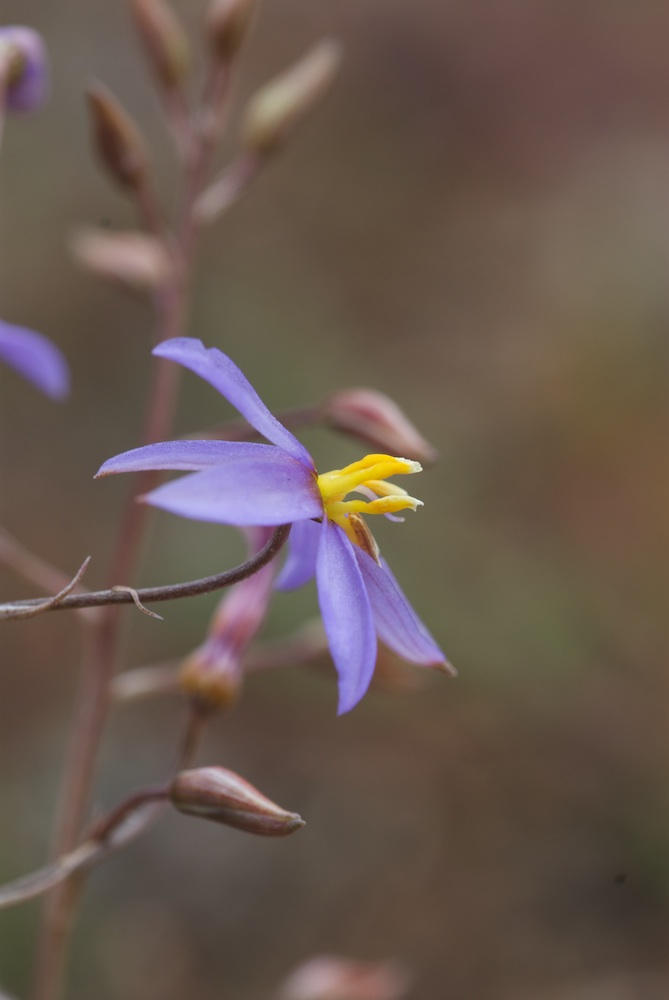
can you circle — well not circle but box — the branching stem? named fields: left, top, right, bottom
left=0, top=526, right=290, bottom=619
left=30, top=48, right=247, bottom=1000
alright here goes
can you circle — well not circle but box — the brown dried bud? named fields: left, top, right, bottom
left=323, top=388, right=438, bottom=466
left=242, top=39, right=341, bottom=155
left=206, top=0, right=258, bottom=60
left=128, top=0, right=190, bottom=89
left=70, top=228, right=171, bottom=293
left=86, top=82, right=149, bottom=191
left=276, top=956, right=411, bottom=1000
left=170, top=766, right=305, bottom=836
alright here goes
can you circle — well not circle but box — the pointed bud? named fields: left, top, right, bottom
left=170, top=766, right=305, bottom=836
left=128, top=0, right=190, bottom=89
left=277, top=956, right=411, bottom=1000
left=0, top=27, right=49, bottom=113
left=86, top=83, right=150, bottom=191
left=70, top=228, right=171, bottom=293
left=180, top=642, right=243, bottom=710
left=206, top=0, right=258, bottom=60
left=242, top=39, right=341, bottom=155
left=180, top=528, right=275, bottom=709
left=323, top=388, right=438, bottom=466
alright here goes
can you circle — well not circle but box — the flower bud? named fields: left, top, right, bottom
left=206, top=0, right=258, bottom=60
left=277, top=956, right=411, bottom=1000
left=242, top=39, right=341, bottom=155
left=0, top=27, right=49, bottom=113
left=323, top=388, right=438, bottom=466
left=128, top=0, right=190, bottom=89
left=170, top=766, right=305, bottom=836
left=180, top=528, right=275, bottom=709
left=86, top=83, right=150, bottom=192
left=70, top=228, right=171, bottom=293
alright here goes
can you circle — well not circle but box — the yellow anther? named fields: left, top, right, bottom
left=362, top=479, right=409, bottom=498
left=315, top=452, right=424, bottom=555
left=317, top=453, right=421, bottom=504
left=328, top=496, right=421, bottom=520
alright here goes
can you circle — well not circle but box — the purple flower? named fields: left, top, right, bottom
left=0, top=319, right=69, bottom=399
left=97, top=338, right=453, bottom=713
left=0, top=27, right=49, bottom=113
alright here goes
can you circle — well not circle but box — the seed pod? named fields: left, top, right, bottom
left=170, top=766, right=305, bottom=836
left=86, top=82, right=150, bottom=191
left=242, top=39, right=341, bottom=155
left=128, top=0, right=190, bottom=89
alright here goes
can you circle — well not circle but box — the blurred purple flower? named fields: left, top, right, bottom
left=0, top=27, right=49, bottom=113
left=181, top=526, right=278, bottom=708
left=0, top=319, right=68, bottom=399
left=97, top=338, right=453, bottom=713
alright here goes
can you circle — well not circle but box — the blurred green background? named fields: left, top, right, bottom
left=0, top=1, right=667, bottom=997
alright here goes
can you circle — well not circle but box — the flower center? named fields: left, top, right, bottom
left=316, top=453, right=423, bottom=556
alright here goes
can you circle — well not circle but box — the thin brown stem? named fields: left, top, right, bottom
left=32, top=142, right=227, bottom=1000
left=5, top=704, right=208, bottom=920
left=110, top=618, right=329, bottom=704
left=134, top=176, right=166, bottom=239
left=0, top=787, right=169, bottom=912
left=31, top=44, right=244, bottom=1000
left=111, top=660, right=182, bottom=701
left=0, top=525, right=290, bottom=618
left=0, top=529, right=97, bottom=624
left=193, top=150, right=262, bottom=226
left=0, top=526, right=82, bottom=596
left=175, top=700, right=211, bottom=770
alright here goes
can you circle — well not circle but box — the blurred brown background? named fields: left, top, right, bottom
left=0, top=1, right=667, bottom=997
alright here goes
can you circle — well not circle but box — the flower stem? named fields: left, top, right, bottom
left=30, top=61, right=238, bottom=1000
left=0, top=787, right=170, bottom=912
left=0, top=524, right=290, bottom=618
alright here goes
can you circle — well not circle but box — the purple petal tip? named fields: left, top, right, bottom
left=0, top=320, right=69, bottom=400
left=0, top=27, right=50, bottom=113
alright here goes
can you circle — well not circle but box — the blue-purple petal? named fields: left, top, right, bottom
left=96, top=439, right=282, bottom=478
left=153, top=338, right=313, bottom=469
left=0, top=28, right=49, bottom=113
left=0, top=320, right=68, bottom=400
left=316, top=519, right=377, bottom=714
left=355, top=550, right=454, bottom=673
left=275, top=517, right=320, bottom=591
left=143, top=450, right=322, bottom=526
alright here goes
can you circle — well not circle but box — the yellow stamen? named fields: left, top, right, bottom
left=361, top=479, right=409, bottom=498
left=327, top=496, right=422, bottom=519
left=317, top=454, right=421, bottom=503
left=315, top=453, right=424, bottom=553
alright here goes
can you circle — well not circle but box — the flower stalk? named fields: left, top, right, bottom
left=0, top=525, right=290, bottom=619
left=30, top=13, right=250, bottom=998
